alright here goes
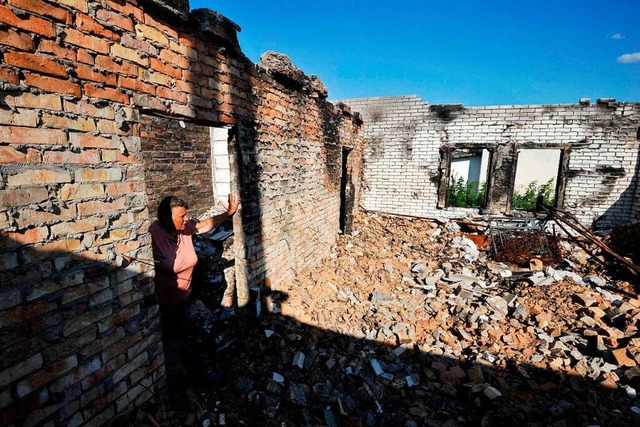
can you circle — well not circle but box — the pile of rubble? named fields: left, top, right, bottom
left=141, top=212, right=640, bottom=426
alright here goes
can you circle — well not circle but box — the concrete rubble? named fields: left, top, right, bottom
left=149, top=213, right=639, bottom=426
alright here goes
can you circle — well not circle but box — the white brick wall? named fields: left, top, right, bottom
left=210, top=127, right=232, bottom=205
left=339, top=95, right=640, bottom=228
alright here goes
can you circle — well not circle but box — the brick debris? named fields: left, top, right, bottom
left=147, top=212, right=640, bottom=426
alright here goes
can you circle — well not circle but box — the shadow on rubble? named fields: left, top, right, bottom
left=158, top=286, right=640, bottom=427
left=2, top=234, right=637, bottom=427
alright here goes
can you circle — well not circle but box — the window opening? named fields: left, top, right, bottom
left=447, top=148, right=490, bottom=208
left=511, top=148, right=562, bottom=210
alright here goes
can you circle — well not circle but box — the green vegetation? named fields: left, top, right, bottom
left=511, top=178, right=555, bottom=210
left=447, top=175, right=556, bottom=209
left=447, top=175, right=486, bottom=208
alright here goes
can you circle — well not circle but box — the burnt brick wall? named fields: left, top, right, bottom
left=341, top=95, right=640, bottom=228
left=0, top=0, right=363, bottom=425
left=237, top=88, right=363, bottom=289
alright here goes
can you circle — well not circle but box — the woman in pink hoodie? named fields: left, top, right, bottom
left=150, top=194, right=238, bottom=306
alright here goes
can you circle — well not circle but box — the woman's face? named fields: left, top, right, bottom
left=171, top=206, right=189, bottom=231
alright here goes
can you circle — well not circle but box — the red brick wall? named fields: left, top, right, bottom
left=236, top=92, right=364, bottom=288
left=0, top=0, right=363, bottom=425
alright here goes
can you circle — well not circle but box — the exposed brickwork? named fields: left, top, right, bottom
left=23, top=72, right=82, bottom=97
left=4, top=51, right=68, bottom=77
left=341, top=95, right=640, bottom=228
left=0, top=27, right=35, bottom=51
left=0, top=1, right=363, bottom=426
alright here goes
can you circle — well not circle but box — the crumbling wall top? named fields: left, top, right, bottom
left=138, top=1, right=243, bottom=55
left=141, top=0, right=190, bottom=20
left=189, top=8, right=242, bottom=55
left=259, top=51, right=328, bottom=99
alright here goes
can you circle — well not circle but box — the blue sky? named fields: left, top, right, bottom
left=190, top=1, right=639, bottom=106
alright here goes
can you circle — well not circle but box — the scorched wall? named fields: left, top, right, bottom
left=341, top=95, right=640, bottom=228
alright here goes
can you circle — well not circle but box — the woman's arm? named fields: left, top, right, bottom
left=195, top=194, right=239, bottom=234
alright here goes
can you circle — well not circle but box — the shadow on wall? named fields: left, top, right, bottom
left=154, top=288, right=640, bottom=426
left=593, top=140, right=640, bottom=229
left=0, top=232, right=163, bottom=426
left=224, top=51, right=358, bottom=300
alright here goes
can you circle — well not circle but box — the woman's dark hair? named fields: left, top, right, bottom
left=157, top=196, right=189, bottom=232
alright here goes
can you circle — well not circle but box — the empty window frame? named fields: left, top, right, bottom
left=509, top=146, right=569, bottom=210
left=438, top=145, right=492, bottom=209
left=511, top=149, right=560, bottom=209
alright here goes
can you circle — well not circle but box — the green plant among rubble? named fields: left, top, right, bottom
left=512, top=178, right=555, bottom=209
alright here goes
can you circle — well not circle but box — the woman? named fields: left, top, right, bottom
left=150, top=194, right=239, bottom=306
left=150, top=194, right=239, bottom=381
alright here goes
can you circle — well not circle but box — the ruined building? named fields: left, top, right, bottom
left=1, top=0, right=639, bottom=426
left=0, top=0, right=362, bottom=424
left=341, top=95, right=640, bottom=228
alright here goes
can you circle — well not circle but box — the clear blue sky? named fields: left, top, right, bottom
left=189, top=1, right=639, bottom=106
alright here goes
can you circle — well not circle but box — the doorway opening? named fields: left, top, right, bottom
left=339, top=147, right=354, bottom=234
